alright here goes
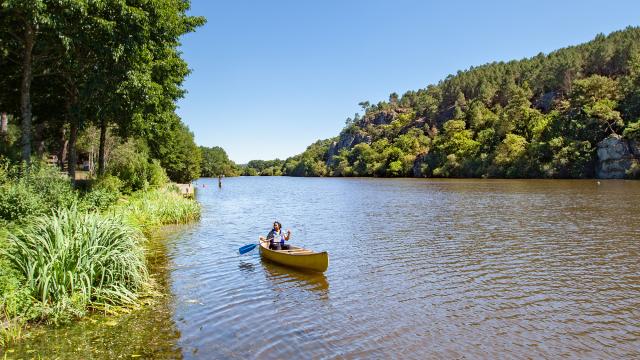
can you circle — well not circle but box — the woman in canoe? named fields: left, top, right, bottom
left=260, top=221, right=291, bottom=250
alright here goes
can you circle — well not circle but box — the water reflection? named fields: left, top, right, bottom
left=238, top=261, right=255, bottom=273
left=261, top=260, right=329, bottom=296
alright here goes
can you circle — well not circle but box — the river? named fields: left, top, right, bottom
left=8, top=177, right=640, bottom=359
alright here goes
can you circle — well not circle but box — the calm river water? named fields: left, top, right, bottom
left=172, top=177, right=640, bottom=359
left=9, top=177, right=640, bottom=359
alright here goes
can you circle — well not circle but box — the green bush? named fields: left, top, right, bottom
left=5, top=207, right=149, bottom=323
left=80, top=174, right=124, bottom=212
left=0, top=163, right=77, bottom=223
left=108, top=140, right=171, bottom=193
left=93, top=174, right=124, bottom=194
left=108, top=140, right=151, bottom=193
left=81, top=188, right=119, bottom=212
left=0, top=182, right=44, bottom=222
left=23, top=165, right=77, bottom=210
left=148, top=159, right=169, bottom=188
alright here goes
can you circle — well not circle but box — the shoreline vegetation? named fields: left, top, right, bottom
left=238, top=27, right=640, bottom=179
left=0, top=161, right=200, bottom=347
left=1, top=0, right=206, bottom=348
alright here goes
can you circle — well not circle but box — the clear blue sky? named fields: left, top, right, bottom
left=176, top=0, right=640, bottom=164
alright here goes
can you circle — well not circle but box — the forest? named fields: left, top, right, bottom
left=251, top=27, right=640, bottom=179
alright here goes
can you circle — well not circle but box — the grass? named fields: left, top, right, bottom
left=4, top=207, right=149, bottom=324
left=0, top=309, right=24, bottom=347
left=112, top=187, right=201, bottom=233
left=0, top=157, right=202, bottom=335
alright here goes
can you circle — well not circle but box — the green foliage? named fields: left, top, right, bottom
left=81, top=188, right=119, bottom=212
left=92, top=174, right=124, bottom=194
left=543, top=137, right=595, bottom=178
left=147, top=120, right=202, bottom=183
left=280, top=139, right=334, bottom=177
left=107, top=140, right=169, bottom=193
left=244, top=159, right=285, bottom=176
left=242, top=167, right=259, bottom=176
left=107, top=140, right=154, bottom=193
left=111, top=187, right=201, bottom=233
left=200, top=146, right=240, bottom=177
left=0, top=163, right=76, bottom=223
left=623, top=120, right=640, bottom=140
left=0, top=182, right=44, bottom=222
left=148, top=160, right=170, bottom=188
left=570, top=75, right=623, bottom=137
left=491, top=134, right=529, bottom=177
left=432, top=120, right=480, bottom=176
left=5, top=207, right=149, bottom=324
left=280, top=27, right=640, bottom=179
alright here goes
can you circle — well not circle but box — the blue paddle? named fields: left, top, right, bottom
left=238, top=243, right=258, bottom=255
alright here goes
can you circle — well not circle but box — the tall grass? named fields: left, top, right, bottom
left=113, top=188, right=201, bottom=233
left=4, top=207, right=149, bottom=323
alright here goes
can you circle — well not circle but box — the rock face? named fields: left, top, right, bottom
left=326, top=131, right=372, bottom=163
left=596, top=135, right=640, bottom=179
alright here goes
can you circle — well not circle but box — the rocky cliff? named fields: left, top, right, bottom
left=596, top=135, right=640, bottom=179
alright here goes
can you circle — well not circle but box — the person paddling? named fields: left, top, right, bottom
left=260, top=221, right=291, bottom=250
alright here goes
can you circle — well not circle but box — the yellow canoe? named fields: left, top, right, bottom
left=259, top=240, right=329, bottom=273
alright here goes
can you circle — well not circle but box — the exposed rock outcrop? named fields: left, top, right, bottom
left=326, top=131, right=372, bottom=163
left=596, top=135, right=640, bottom=179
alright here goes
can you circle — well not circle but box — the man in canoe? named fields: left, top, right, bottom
left=260, top=221, right=291, bottom=250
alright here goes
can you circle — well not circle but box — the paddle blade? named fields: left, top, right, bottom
left=239, top=243, right=258, bottom=255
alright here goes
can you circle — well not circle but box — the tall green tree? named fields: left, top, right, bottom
left=0, top=0, right=56, bottom=163
left=200, top=146, right=239, bottom=177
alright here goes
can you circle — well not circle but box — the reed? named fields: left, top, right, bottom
left=4, top=207, right=149, bottom=322
left=113, top=187, right=201, bottom=232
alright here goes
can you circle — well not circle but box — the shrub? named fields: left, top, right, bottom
left=93, top=174, right=124, bottom=194
left=0, top=163, right=79, bottom=223
left=108, top=140, right=171, bottom=193
left=107, top=140, right=152, bottom=193
left=81, top=188, right=120, bottom=212
left=23, top=165, right=77, bottom=210
left=148, top=160, right=169, bottom=188
left=5, top=207, right=149, bottom=323
left=0, top=182, right=44, bottom=222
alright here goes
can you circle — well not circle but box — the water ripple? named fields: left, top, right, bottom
left=168, top=177, right=640, bottom=359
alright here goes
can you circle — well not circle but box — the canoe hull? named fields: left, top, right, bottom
left=259, top=241, right=329, bottom=273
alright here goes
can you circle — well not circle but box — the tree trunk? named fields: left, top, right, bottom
left=58, top=127, right=67, bottom=170
left=98, top=118, right=107, bottom=176
left=20, top=21, right=35, bottom=163
left=67, top=118, right=78, bottom=181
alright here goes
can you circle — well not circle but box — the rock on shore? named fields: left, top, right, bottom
left=596, top=135, right=640, bottom=179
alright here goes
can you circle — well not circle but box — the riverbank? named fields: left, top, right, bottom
left=2, top=226, right=189, bottom=358
left=0, top=163, right=200, bottom=349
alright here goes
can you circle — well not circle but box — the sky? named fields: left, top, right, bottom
left=176, top=0, right=640, bottom=164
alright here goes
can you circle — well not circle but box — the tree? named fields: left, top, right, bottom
left=570, top=75, right=623, bottom=139
left=200, top=146, right=238, bottom=177
left=1, top=0, right=55, bottom=163
left=147, top=117, right=202, bottom=183
left=493, top=133, right=528, bottom=176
